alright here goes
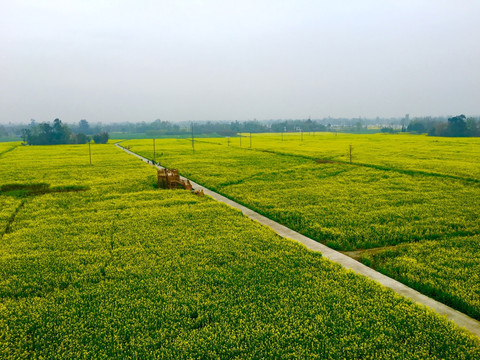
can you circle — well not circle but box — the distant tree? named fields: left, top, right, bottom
left=93, top=131, right=109, bottom=144
left=52, top=118, right=71, bottom=144
left=242, top=120, right=265, bottom=133
left=446, top=115, right=467, bottom=137
left=407, top=121, right=426, bottom=134
left=354, top=121, right=363, bottom=132
left=270, top=121, right=286, bottom=132
left=0, top=125, right=7, bottom=138
left=38, top=122, right=53, bottom=144
left=466, top=117, right=479, bottom=137
left=303, top=118, right=313, bottom=131
left=75, top=133, right=89, bottom=144
left=432, top=122, right=448, bottom=136
left=21, top=128, right=30, bottom=143
left=381, top=127, right=395, bottom=134
left=78, top=119, right=91, bottom=134
left=23, top=118, right=72, bottom=145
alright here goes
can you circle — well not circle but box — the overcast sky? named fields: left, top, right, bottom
left=1, top=0, right=479, bottom=124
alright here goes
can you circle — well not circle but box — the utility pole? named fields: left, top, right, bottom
left=88, top=140, right=92, bottom=165
left=227, top=137, right=230, bottom=146
left=349, top=144, right=353, bottom=164
left=153, top=138, right=156, bottom=161
left=191, top=122, right=195, bottom=152
left=239, top=135, right=242, bottom=147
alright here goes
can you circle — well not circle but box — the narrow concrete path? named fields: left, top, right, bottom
left=115, top=143, right=480, bottom=338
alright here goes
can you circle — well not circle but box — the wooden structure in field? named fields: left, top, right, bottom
left=157, top=168, right=193, bottom=191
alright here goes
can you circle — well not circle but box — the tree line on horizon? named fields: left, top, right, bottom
left=21, top=119, right=109, bottom=145
left=113, top=116, right=479, bottom=137
left=1, top=115, right=479, bottom=140
left=104, top=118, right=384, bottom=136
left=406, top=115, right=479, bottom=137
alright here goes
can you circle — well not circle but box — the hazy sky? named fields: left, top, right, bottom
left=1, top=0, right=479, bottom=124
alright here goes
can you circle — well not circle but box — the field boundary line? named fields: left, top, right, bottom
left=0, top=144, right=19, bottom=158
left=115, top=143, right=480, bottom=338
left=1, top=199, right=26, bottom=239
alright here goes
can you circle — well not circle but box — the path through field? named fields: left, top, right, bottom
left=115, top=142, right=480, bottom=338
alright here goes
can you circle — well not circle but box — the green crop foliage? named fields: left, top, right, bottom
left=361, top=235, right=480, bottom=319
left=0, top=142, right=479, bottom=358
left=232, top=132, right=480, bottom=181
left=124, top=136, right=480, bottom=250
left=124, top=134, right=480, bottom=320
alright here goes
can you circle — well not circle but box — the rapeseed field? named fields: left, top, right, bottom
left=125, top=133, right=480, bottom=321
left=1, top=142, right=479, bottom=358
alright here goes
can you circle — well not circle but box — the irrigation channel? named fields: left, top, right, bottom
left=115, top=142, right=480, bottom=338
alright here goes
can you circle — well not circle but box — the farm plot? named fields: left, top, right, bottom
left=123, top=137, right=480, bottom=320
left=361, top=235, right=480, bottom=320
left=222, top=133, right=480, bottom=181
left=1, top=143, right=479, bottom=358
left=124, top=138, right=480, bottom=250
